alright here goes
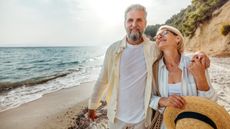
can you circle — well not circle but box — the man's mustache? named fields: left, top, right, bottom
left=130, top=28, right=141, bottom=32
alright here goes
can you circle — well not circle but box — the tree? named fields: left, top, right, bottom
left=144, top=24, right=161, bottom=40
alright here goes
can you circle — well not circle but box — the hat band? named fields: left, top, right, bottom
left=174, top=111, right=217, bottom=129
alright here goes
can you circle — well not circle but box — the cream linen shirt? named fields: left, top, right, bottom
left=88, top=35, right=160, bottom=127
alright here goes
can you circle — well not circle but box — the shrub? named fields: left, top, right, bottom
left=221, top=24, right=230, bottom=36
left=144, top=24, right=161, bottom=40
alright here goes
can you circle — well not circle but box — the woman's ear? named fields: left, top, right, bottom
left=176, top=36, right=181, bottom=44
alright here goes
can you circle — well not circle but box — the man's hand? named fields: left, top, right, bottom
left=192, top=51, right=210, bottom=68
left=88, top=109, right=96, bottom=121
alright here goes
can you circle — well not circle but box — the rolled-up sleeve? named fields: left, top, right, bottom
left=149, top=95, right=165, bottom=113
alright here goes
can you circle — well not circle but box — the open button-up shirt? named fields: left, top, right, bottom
left=88, top=35, right=160, bottom=126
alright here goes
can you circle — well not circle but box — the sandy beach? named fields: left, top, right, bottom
left=0, top=81, right=95, bottom=129
left=209, top=57, right=230, bottom=113
left=0, top=57, right=230, bottom=129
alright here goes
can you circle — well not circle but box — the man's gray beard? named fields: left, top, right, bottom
left=128, top=31, right=142, bottom=41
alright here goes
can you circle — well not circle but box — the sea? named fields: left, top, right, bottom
left=0, top=46, right=107, bottom=112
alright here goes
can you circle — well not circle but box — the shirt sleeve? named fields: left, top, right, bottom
left=149, top=95, right=165, bottom=114
left=88, top=47, right=110, bottom=109
left=153, top=42, right=161, bottom=60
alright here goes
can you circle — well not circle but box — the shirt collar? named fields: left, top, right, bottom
left=159, top=54, right=186, bottom=70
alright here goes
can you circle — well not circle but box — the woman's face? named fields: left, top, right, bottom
left=155, top=29, right=180, bottom=52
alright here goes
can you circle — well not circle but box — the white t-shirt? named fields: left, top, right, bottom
left=116, top=43, right=147, bottom=123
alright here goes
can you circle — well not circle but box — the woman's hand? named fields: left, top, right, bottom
left=159, top=95, right=185, bottom=109
left=189, top=56, right=206, bottom=78
left=189, top=57, right=210, bottom=91
left=192, top=51, right=210, bottom=68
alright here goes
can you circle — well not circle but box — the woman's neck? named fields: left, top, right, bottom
left=163, top=50, right=181, bottom=71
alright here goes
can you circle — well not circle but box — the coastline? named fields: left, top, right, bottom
left=0, top=57, right=230, bottom=129
left=0, top=81, right=95, bottom=129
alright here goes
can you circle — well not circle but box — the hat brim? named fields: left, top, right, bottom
left=163, top=96, right=230, bottom=129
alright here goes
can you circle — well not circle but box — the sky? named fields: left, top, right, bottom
left=0, top=0, right=191, bottom=47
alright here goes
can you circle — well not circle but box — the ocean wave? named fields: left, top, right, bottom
left=0, top=66, right=101, bottom=112
left=82, top=55, right=105, bottom=63
left=0, top=47, right=106, bottom=112
left=57, top=61, right=80, bottom=66
left=16, top=66, right=34, bottom=70
left=0, top=55, right=104, bottom=92
left=0, top=71, right=75, bottom=92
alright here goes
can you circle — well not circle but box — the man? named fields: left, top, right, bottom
left=88, top=4, right=209, bottom=129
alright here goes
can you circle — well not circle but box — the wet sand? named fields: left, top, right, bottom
left=0, top=81, right=95, bottom=129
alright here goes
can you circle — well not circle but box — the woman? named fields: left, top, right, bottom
left=149, top=25, right=217, bottom=129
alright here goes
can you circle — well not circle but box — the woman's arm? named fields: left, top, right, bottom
left=189, top=57, right=210, bottom=91
left=188, top=57, right=217, bottom=101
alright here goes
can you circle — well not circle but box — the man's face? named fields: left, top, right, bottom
left=125, top=9, right=147, bottom=42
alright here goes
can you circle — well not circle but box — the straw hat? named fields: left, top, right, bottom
left=164, top=96, right=230, bottom=129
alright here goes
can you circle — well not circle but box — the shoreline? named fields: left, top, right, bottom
left=0, top=81, right=95, bottom=129
left=0, top=57, right=230, bottom=129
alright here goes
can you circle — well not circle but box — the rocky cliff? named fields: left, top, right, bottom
left=185, top=1, right=230, bottom=57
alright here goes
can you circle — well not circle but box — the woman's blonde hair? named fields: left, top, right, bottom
left=158, top=25, right=184, bottom=54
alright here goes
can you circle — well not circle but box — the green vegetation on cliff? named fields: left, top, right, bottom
left=145, top=0, right=228, bottom=40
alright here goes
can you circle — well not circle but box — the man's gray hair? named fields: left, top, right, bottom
left=124, top=4, right=147, bottom=20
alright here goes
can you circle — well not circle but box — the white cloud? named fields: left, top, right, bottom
left=0, top=0, right=191, bottom=46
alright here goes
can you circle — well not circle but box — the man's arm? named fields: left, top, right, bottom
left=88, top=48, right=110, bottom=120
